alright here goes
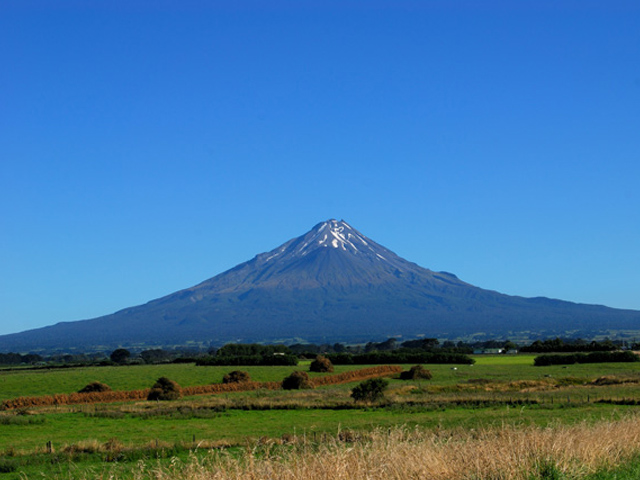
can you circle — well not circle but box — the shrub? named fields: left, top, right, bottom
left=282, top=371, right=312, bottom=390
left=400, top=365, right=433, bottom=381
left=309, top=355, right=334, bottom=373
left=223, top=370, right=251, bottom=384
left=78, top=381, right=112, bottom=393
left=147, top=377, right=182, bottom=401
left=351, top=377, right=388, bottom=402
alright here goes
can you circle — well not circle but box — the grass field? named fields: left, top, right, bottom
left=3, top=355, right=640, bottom=478
left=4, top=354, right=639, bottom=399
left=0, top=363, right=326, bottom=401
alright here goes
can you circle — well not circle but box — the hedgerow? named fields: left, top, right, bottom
left=1, top=390, right=149, bottom=410
left=310, top=365, right=402, bottom=387
left=326, top=351, right=474, bottom=365
left=534, top=351, right=640, bottom=366
left=196, top=354, right=298, bottom=366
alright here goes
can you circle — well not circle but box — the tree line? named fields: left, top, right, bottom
left=0, top=336, right=633, bottom=368
left=520, top=338, right=620, bottom=353
left=534, top=350, right=639, bottom=366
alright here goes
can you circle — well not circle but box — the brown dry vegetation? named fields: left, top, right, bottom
left=422, top=374, right=640, bottom=395
left=90, top=415, right=640, bottom=480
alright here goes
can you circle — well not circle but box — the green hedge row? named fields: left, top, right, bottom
left=326, top=351, right=474, bottom=365
left=534, top=351, right=640, bottom=366
left=195, top=354, right=299, bottom=366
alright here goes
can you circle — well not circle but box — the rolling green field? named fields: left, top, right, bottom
left=3, top=354, right=639, bottom=400
left=0, top=363, right=323, bottom=401
left=2, top=355, right=640, bottom=479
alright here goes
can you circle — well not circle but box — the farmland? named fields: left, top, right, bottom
left=2, top=355, right=640, bottom=478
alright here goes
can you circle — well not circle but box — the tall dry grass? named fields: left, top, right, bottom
left=125, top=416, right=640, bottom=480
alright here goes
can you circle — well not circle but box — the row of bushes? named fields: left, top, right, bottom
left=326, top=351, right=474, bottom=365
left=194, top=350, right=473, bottom=367
left=521, top=338, right=619, bottom=353
left=0, top=365, right=402, bottom=410
left=534, top=351, right=639, bottom=366
left=195, top=354, right=299, bottom=366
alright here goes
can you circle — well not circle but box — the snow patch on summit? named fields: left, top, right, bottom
left=312, top=220, right=363, bottom=252
left=264, top=219, right=397, bottom=265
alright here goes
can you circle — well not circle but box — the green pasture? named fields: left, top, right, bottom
left=0, top=401, right=635, bottom=453
left=4, top=354, right=640, bottom=401
left=3, top=355, right=640, bottom=478
left=3, top=354, right=640, bottom=399
left=0, top=362, right=357, bottom=401
left=473, top=353, right=536, bottom=365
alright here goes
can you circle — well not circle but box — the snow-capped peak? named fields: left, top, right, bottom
left=310, top=219, right=365, bottom=252
left=256, top=219, right=401, bottom=268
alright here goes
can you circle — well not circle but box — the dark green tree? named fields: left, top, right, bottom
left=110, top=348, right=131, bottom=364
left=140, top=349, right=172, bottom=364
left=21, top=353, right=43, bottom=364
left=351, top=378, right=389, bottom=402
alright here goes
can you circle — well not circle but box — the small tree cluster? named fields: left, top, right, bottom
left=140, top=349, right=173, bottom=364
left=282, top=371, right=312, bottom=390
left=223, top=370, right=251, bottom=384
left=147, top=377, right=182, bottom=401
left=351, top=378, right=388, bottom=402
left=0, top=352, right=43, bottom=365
left=78, top=381, right=112, bottom=394
left=399, top=365, right=433, bottom=381
left=110, top=348, right=131, bottom=365
left=309, top=355, right=334, bottom=373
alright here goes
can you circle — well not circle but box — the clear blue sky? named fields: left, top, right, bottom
left=1, top=1, right=639, bottom=336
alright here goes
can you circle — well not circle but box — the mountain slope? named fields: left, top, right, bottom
left=1, top=219, right=638, bottom=351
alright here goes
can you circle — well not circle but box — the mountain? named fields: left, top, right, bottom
left=1, top=219, right=639, bottom=352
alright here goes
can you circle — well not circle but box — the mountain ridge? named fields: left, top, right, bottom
left=1, top=219, right=638, bottom=352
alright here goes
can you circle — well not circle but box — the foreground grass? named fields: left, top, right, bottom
left=13, top=416, right=640, bottom=480
left=0, top=399, right=633, bottom=454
